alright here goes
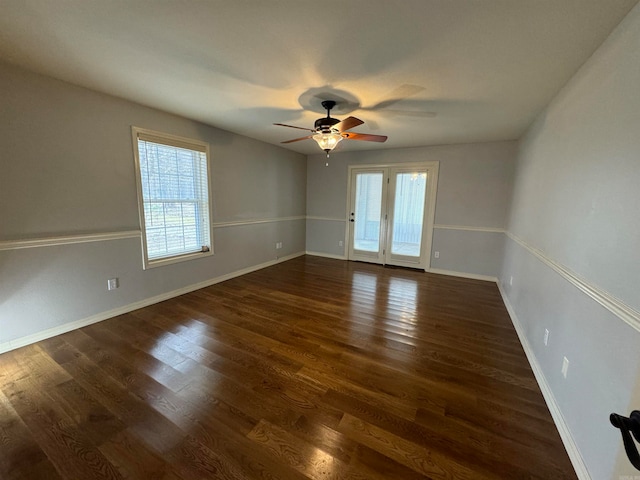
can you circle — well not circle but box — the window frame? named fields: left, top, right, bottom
left=131, top=126, right=214, bottom=270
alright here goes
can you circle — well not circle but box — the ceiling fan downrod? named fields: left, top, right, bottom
left=321, top=100, right=336, bottom=116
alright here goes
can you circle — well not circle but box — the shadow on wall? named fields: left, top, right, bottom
left=0, top=247, right=57, bottom=341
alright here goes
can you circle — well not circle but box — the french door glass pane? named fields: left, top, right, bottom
left=354, top=172, right=383, bottom=252
left=391, top=172, right=427, bottom=256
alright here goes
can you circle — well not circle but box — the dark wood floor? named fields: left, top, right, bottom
left=0, top=255, right=576, bottom=479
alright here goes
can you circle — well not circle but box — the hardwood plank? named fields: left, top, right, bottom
left=1, top=374, right=123, bottom=479
left=49, top=378, right=125, bottom=446
left=172, top=418, right=309, bottom=480
left=338, top=413, right=497, bottom=479
left=0, top=255, right=577, bottom=479
left=98, top=429, right=181, bottom=480
left=415, top=406, right=575, bottom=479
left=0, top=389, right=55, bottom=480
left=52, top=348, right=187, bottom=456
left=78, top=324, right=194, bottom=393
left=165, top=435, right=245, bottom=480
left=348, top=443, right=441, bottom=480
left=289, top=414, right=358, bottom=464
left=247, top=419, right=353, bottom=479
left=5, top=344, right=72, bottom=388
left=296, top=365, right=421, bottom=420
left=323, top=388, right=538, bottom=479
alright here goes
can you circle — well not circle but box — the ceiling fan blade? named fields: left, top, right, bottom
left=342, top=132, right=388, bottom=143
left=334, top=116, right=364, bottom=133
left=274, top=123, right=315, bottom=133
left=281, top=135, right=313, bottom=144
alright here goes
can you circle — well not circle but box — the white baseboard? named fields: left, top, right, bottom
left=428, top=268, right=497, bottom=283
left=305, top=250, right=348, bottom=260
left=497, top=282, right=590, bottom=480
left=0, top=251, right=305, bottom=355
left=303, top=255, right=498, bottom=283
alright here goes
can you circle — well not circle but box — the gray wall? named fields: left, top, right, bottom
left=501, top=4, right=640, bottom=479
left=2, top=5, right=639, bottom=475
left=306, top=142, right=515, bottom=277
left=0, top=62, right=307, bottom=348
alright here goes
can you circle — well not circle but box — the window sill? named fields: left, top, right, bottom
left=143, top=248, right=214, bottom=270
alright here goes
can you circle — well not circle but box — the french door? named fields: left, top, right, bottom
left=347, top=163, right=438, bottom=270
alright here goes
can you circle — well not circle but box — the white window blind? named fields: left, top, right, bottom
left=133, top=128, right=213, bottom=269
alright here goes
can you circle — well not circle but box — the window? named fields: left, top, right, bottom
left=132, top=127, right=213, bottom=269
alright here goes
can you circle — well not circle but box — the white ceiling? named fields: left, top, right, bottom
left=0, top=0, right=637, bottom=155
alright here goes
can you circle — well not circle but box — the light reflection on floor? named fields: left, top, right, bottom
left=349, top=271, right=379, bottom=342
left=388, top=276, right=419, bottom=324
left=349, top=269, right=421, bottom=346
left=146, top=320, right=219, bottom=411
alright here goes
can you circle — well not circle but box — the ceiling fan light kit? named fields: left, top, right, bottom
left=274, top=99, right=387, bottom=156
left=313, top=132, right=343, bottom=155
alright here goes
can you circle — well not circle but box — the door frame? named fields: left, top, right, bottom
left=345, top=161, right=439, bottom=271
left=346, top=167, right=388, bottom=265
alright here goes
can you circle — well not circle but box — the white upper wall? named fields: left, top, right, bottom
left=507, top=3, right=640, bottom=313
left=503, top=3, right=640, bottom=478
left=307, top=141, right=515, bottom=227
left=306, top=142, right=515, bottom=276
left=0, top=61, right=307, bottom=347
left=0, top=62, right=306, bottom=240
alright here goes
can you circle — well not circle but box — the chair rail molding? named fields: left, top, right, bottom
left=506, top=231, right=640, bottom=334
left=0, top=230, right=141, bottom=251
left=433, top=224, right=505, bottom=233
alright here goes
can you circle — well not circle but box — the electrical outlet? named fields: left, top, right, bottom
left=544, top=329, right=549, bottom=346
left=339, top=240, right=343, bottom=247
left=562, top=357, right=569, bottom=378
left=434, top=251, right=440, bottom=259
left=275, top=242, right=282, bottom=249
left=107, top=278, right=119, bottom=291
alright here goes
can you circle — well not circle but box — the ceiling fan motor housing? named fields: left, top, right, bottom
left=314, top=116, right=340, bottom=133
left=315, top=100, right=340, bottom=133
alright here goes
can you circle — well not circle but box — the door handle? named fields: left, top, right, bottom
left=611, top=411, right=640, bottom=470
left=349, top=219, right=354, bottom=222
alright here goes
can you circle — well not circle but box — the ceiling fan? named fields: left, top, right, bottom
left=274, top=100, right=387, bottom=156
